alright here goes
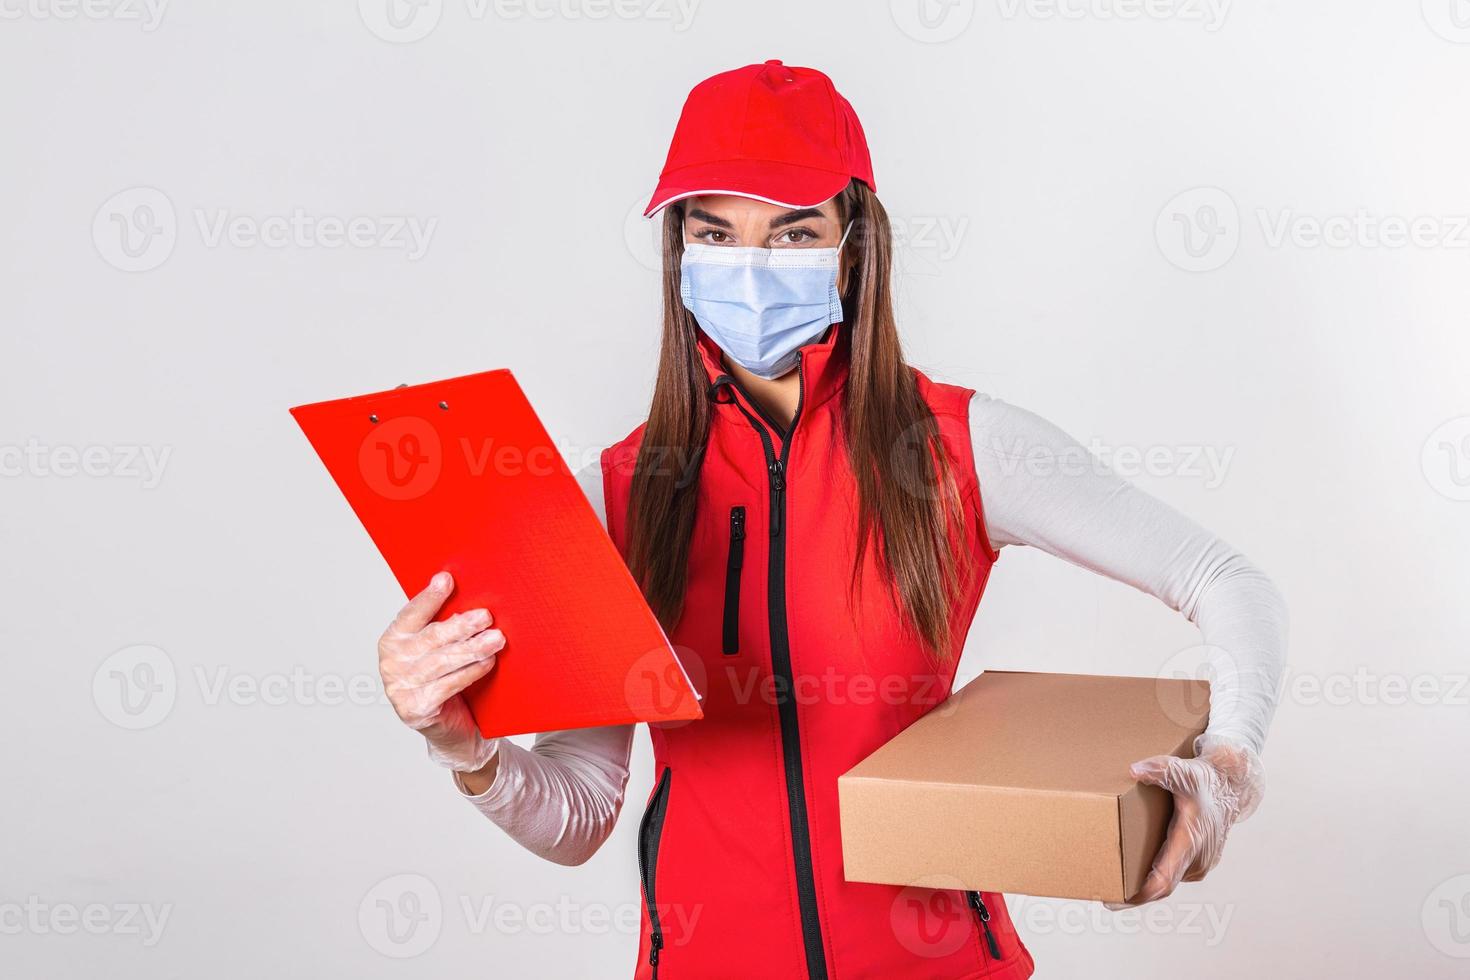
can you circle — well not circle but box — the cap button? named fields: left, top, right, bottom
left=765, top=59, right=783, bottom=65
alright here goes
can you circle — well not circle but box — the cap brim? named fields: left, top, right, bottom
left=644, top=160, right=853, bottom=217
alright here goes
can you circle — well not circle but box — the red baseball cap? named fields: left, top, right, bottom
left=644, top=60, right=875, bottom=217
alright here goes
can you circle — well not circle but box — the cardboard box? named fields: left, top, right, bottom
left=838, top=670, right=1210, bottom=904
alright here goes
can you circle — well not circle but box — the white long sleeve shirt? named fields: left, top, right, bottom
left=451, top=392, right=1289, bottom=866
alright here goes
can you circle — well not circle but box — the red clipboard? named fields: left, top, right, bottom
left=289, top=369, right=702, bottom=738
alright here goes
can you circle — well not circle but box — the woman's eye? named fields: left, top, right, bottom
left=694, top=229, right=732, bottom=244
left=777, top=228, right=818, bottom=245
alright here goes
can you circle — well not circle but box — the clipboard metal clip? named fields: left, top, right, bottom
left=368, top=386, right=449, bottom=423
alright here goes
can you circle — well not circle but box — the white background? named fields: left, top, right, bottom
left=3, top=1, right=1469, bottom=977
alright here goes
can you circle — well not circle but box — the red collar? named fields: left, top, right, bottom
left=694, top=323, right=850, bottom=415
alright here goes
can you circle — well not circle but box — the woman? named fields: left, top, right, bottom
left=377, top=61, right=1287, bottom=979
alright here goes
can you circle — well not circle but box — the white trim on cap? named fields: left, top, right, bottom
left=645, top=188, right=838, bottom=217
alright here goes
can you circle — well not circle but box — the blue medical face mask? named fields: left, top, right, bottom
left=679, top=222, right=852, bottom=380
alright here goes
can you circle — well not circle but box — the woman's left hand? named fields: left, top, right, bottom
left=1109, top=737, right=1266, bottom=908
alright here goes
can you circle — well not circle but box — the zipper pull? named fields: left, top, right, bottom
left=649, top=932, right=663, bottom=972
left=967, top=891, right=1002, bottom=960
left=769, top=460, right=785, bottom=536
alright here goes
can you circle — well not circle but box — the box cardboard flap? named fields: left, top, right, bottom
left=844, top=671, right=1210, bottom=796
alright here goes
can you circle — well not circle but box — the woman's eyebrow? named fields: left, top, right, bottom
left=769, top=208, right=828, bottom=229
left=686, top=208, right=734, bottom=229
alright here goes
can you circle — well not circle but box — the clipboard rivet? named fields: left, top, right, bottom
left=438, top=401, right=449, bottom=410
left=369, top=414, right=379, bottom=423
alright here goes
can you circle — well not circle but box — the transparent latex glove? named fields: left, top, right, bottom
left=377, top=571, right=505, bottom=773
left=1108, top=736, right=1266, bottom=908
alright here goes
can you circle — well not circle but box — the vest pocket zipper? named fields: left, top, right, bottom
left=722, top=506, right=746, bottom=655
left=967, top=891, right=1002, bottom=960
left=638, top=767, right=673, bottom=977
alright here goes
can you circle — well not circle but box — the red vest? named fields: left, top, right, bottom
left=602, top=327, right=1036, bottom=980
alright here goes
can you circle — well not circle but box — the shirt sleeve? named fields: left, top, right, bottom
left=451, top=457, right=636, bottom=866
left=968, top=392, right=1289, bottom=755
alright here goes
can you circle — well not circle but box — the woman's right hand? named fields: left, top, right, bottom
left=378, top=571, right=506, bottom=775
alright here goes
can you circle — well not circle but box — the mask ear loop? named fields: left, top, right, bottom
left=837, top=220, right=853, bottom=252
left=827, top=221, right=854, bottom=326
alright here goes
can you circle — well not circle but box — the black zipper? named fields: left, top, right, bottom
left=722, top=506, right=746, bottom=655
left=711, top=359, right=826, bottom=978
left=638, top=767, right=673, bottom=978
left=966, top=890, right=1002, bottom=961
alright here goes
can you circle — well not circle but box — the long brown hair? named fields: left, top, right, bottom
left=624, top=180, right=972, bottom=657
